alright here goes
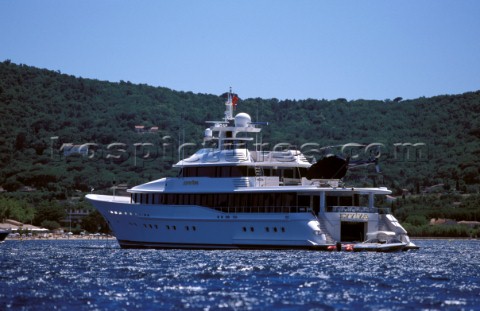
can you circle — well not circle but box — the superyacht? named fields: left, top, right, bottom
left=86, top=90, right=418, bottom=250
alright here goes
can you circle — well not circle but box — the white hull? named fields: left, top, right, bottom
left=87, top=194, right=331, bottom=250
left=86, top=192, right=417, bottom=251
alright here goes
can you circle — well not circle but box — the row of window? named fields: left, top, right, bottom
left=130, top=193, right=371, bottom=214
left=263, top=227, right=286, bottom=233
left=129, top=223, right=286, bottom=234
left=166, top=225, right=197, bottom=231
left=129, top=223, right=198, bottom=232
left=179, top=166, right=308, bottom=179
left=110, top=210, right=149, bottom=217
left=131, top=192, right=311, bottom=211
left=132, top=193, right=364, bottom=208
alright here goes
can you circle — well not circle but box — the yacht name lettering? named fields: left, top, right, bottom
left=183, top=180, right=199, bottom=186
left=340, top=213, right=369, bottom=220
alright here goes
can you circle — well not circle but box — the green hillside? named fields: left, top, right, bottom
left=1, top=60, right=480, bottom=232
left=1, top=60, right=479, bottom=195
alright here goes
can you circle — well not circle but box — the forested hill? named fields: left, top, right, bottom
left=1, top=60, right=480, bottom=200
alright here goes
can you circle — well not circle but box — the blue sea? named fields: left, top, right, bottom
left=1, top=239, right=479, bottom=310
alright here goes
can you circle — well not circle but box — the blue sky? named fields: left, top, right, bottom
left=1, top=0, right=479, bottom=100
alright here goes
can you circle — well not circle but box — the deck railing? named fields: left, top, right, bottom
left=326, top=206, right=391, bottom=214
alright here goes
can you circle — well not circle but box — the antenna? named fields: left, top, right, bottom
left=224, top=87, right=234, bottom=121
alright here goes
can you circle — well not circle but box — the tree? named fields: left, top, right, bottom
left=81, top=210, right=110, bottom=233
left=41, top=220, right=60, bottom=230
left=0, top=197, right=35, bottom=223
left=15, top=132, right=27, bottom=150
left=33, top=201, right=66, bottom=226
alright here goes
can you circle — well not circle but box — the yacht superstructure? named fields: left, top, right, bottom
left=86, top=90, right=418, bottom=250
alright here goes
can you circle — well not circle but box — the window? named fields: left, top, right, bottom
left=154, top=194, right=162, bottom=204
left=217, top=194, right=228, bottom=207
left=298, top=195, right=310, bottom=208
left=326, top=196, right=338, bottom=207
left=283, top=168, right=294, bottom=178
left=339, top=196, right=353, bottom=206
left=221, top=167, right=231, bottom=177
left=198, top=167, right=214, bottom=177
left=183, top=167, right=197, bottom=177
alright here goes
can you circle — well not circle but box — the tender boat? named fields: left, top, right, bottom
left=353, top=231, right=407, bottom=252
left=86, top=90, right=419, bottom=250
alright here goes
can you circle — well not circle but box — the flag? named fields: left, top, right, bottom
left=220, top=91, right=240, bottom=107
left=232, top=94, right=239, bottom=108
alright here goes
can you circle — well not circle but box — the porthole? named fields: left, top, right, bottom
left=166, top=225, right=170, bottom=230
left=173, top=226, right=176, bottom=230
left=250, top=227, right=254, bottom=232
left=274, top=227, right=278, bottom=233
left=281, top=227, right=285, bottom=233
left=265, top=227, right=270, bottom=232
left=186, top=226, right=190, bottom=231
left=192, top=226, right=196, bottom=231
left=242, top=227, right=246, bottom=232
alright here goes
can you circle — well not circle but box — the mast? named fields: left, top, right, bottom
left=224, top=87, right=234, bottom=121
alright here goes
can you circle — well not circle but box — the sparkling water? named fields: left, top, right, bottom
left=1, top=239, right=479, bottom=310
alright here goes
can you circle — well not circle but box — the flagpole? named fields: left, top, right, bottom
left=225, top=87, right=233, bottom=121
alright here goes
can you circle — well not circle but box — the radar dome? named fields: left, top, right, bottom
left=234, top=113, right=251, bottom=127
